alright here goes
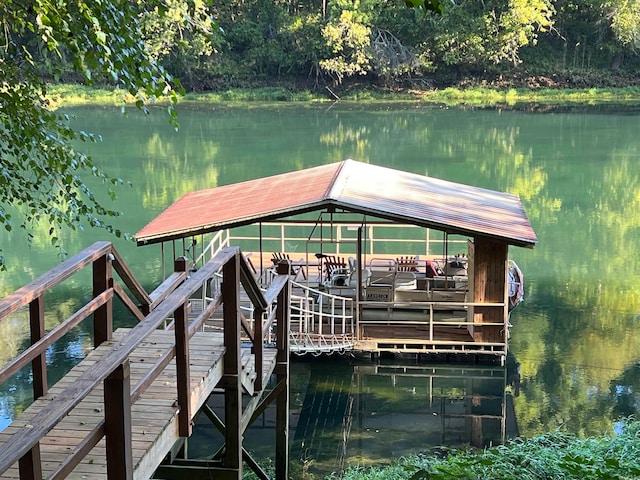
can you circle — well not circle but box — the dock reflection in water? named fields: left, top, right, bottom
left=187, top=356, right=519, bottom=477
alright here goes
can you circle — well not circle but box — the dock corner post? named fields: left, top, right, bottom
left=222, top=254, right=243, bottom=477
left=175, top=302, right=192, bottom=437
left=275, top=279, right=290, bottom=479
left=104, top=360, right=133, bottom=480
left=28, top=295, right=47, bottom=398
left=93, top=252, right=113, bottom=347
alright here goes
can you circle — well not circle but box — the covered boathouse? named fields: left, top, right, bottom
left=136, top=159, right=537, bottom=363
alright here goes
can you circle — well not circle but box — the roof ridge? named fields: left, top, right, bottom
left=324, top=159, right=354, bottom=200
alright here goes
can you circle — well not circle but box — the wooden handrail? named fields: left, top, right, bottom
left=0, top=289, right=114, bottom=384
left=0, top=241, right=113, bottom=319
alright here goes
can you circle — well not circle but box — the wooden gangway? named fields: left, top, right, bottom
left=0, top=242, right=290, bottom=480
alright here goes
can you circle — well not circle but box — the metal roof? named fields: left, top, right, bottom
left=135, top=159, right=537, bottom=248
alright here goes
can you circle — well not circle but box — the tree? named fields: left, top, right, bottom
left=140, top=0, right=219, bottom=89
left=0, top=1, right=206, bottom=270
left=428, top=0, right=555, bottom=72
left=601, top=0, right=640, bottom=66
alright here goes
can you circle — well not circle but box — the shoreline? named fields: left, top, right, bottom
left=48, top=83, right=640, bottom=109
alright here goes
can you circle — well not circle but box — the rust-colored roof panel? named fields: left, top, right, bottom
left=135, top=162, right=344, bottom=243
left=136, top=159, right=537, bottom=247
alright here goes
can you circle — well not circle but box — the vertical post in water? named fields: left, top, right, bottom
left=222, top=251, right=242, bottom=478
left=275, top=278, right=290, bottom=479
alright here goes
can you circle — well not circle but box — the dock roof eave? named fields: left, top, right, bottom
left=324, top=200, right=537, bottom=248
left=135, top=200, right=334, bottom=246
left=135, top=160, right=538, bottom=248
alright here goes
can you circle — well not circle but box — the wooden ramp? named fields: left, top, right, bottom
left=0, top=329, right=231, bottom=479
left=0, top=243, right=291, bottom=480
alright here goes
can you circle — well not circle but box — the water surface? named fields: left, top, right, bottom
left=1, top=102, right=639, bottom=474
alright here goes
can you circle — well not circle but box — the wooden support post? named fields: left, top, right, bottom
left=356, top=226, right=363, bottom=339
left=174, top=301, right=192, bottom=437
left=18, top=445, right=42, bottom=480
left=222, top=253, right=242, bottom=478
left=28, top=296, right=47, bottom=398
left=93, top=253, right=113, bottom=347
left=104, top=361, right=133, bottom=480
left=252, top=307, right=264, bottom=392
left=275, top=280, right=290, bottom=479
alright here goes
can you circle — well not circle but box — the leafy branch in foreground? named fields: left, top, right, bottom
left=0, top=1, right=204, bottom=270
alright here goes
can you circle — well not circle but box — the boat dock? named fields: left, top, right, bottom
left=0, top=242, right=290, bottom=480
left=136, top=160, right=537, bottom=363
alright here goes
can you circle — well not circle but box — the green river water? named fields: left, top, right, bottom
left=1, top=102, right=639, bottom=476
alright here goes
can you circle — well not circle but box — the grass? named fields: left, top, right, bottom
left=331, top=419, right=640, bottom=480
left=409, top=85, right=640, bottom=106
left=46, top=83, right=640, bottom=109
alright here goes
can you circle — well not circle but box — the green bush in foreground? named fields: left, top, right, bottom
left=335, top=419, right=640, bottom=480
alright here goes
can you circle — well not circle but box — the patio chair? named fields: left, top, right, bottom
left=271, top=252, right=306, bottom=280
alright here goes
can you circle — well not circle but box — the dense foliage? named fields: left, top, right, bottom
left=138, top=0, right=640, bottom=90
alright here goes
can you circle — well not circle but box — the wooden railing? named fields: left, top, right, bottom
left=0, top=242, right=290, bottom=479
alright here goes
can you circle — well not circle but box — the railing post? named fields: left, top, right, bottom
left=174, top=256, right=189, bottom=274
left=104, top=361, right=133, bottom=480
left=222, top=253, right=242, bottom=476
left=93, top=253, right=113, bottom=347
left=18, top=445, right=42, bottom=480
left=275, top=278, right=290, bottom=479
left=28, top=296, right=47, bottom=398
left=253, top=307, right=264, bottom=392
left=174, top=301, right=192, bottom=437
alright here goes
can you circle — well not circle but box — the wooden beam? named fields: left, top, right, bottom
left=174, top=302, right=192, bottom=437
left=18, top=445, right=42, bottom=480
left=49, top=423, right=105, bottom=480
left=275, top=280, right=290, bottom=480
left=112, top=281, right=146, bottom=321
left=0, top=241, right=113, bottom=319
left=0, top=289, right=114, bottom=385
left=110, top=247, right=153, bottom=309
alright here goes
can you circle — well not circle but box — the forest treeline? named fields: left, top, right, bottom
left=132, top=0, right=640, bottom=92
